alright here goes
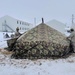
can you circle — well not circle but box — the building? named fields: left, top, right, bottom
left=46, top=19, right=66, bottom=34
left=0, top=15, right=33, bottom=33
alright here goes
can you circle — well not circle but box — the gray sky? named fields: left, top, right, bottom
left=0, top=0, right=75, bottom=25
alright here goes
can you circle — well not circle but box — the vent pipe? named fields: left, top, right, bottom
left=42, top=18, right=44, bottom=23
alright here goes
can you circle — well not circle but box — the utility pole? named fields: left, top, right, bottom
left=34, top=18, right=36, bottom=27
left=72, top=14, right=74, bottom=25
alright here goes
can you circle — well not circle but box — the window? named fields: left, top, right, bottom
left=20, top=27, right=21, bottom=30
left=17, top=21, right=18, bottom=24
left=25, top=28, right=26, bottom=30
left=27, top=24, right=29, bottom=26
left=22, top=28, right=25, bottom=30
left=22, top=22, right=24, bottom=25
left=4, top=20, right=6, bottom=23
left=20, top=21, right=21, bottom=24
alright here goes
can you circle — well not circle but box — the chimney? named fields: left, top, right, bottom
left=42, top=18, right=44, bottom=23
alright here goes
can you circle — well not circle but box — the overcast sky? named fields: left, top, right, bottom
left=0, top=0, right=75, bottom=25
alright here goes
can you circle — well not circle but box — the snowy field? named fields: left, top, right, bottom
left=0, top=32, right=75, bottom=75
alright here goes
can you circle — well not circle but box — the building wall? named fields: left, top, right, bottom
left=0, top=15, right=33, bottom=32
left=46, top=19, right=66, bottom=34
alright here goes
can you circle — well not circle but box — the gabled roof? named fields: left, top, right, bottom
left=46, top=19, right=66, bottom=34
left=0, top=15, right=32, bottom=25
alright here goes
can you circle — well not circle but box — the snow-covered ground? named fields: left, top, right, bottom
left=0, top=32, right=14, bottom=48
left=0, top=32, right=75, bottom=75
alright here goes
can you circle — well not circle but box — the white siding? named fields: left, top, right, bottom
left=46, top=19, right=66, bottom=34
left=0, top=15, right=33, bottom=32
